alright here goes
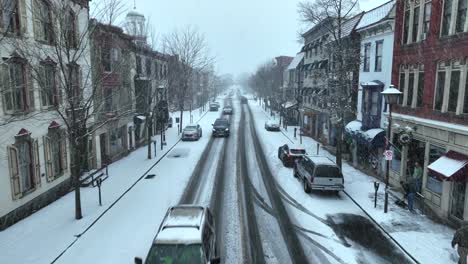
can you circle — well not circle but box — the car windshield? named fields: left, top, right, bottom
left=290, top=149, right=306, bottom=155
left=214, top=120, right=228, bottom=126
left=145, top=244, right=204, bottom=264
left=185, top=126, right=197, bottom=130
left=315, top=166, right=342, bottom=178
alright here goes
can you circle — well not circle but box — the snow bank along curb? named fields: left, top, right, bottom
left=51, top=109, right=211, bottom=263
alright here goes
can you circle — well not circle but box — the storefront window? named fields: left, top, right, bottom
left=391, top=136, right=402, bottom=173
left=426, top=145, right=445, bottom=194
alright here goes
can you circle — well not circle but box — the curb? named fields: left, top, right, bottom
left=51, top=109, right=210, bottom=263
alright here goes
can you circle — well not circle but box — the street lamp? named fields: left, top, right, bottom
left=381, top=84, right=402, bottom=213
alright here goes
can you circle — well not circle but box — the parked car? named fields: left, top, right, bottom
left=278, top=144, right=306, bottom=167
left=223, top=106, right=233, bottom=115
left=135, top=205, right=220, bottom=264
left=212, top=118, right=230, bottom=137
left=265, top=120, right=280, bottom=131
left=182, top=124, right=202, bottom=141
left=209, top=103, right=219, bottom=111
left=294, top=156, right=344, bottom=194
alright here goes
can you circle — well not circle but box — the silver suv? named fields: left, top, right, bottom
left=135, top=205, right=220, bottom=264
left=294, top=156, right=344, bottom=194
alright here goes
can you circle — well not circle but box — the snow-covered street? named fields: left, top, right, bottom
left=0, top=88, right=458, bottom=264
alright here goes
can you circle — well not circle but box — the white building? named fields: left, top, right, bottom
left=345, top=0, right=395, bottom=177
left=0, top=0, right=91, bottom=229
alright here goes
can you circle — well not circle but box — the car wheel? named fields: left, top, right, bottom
left=303, top=178, right=310, bottom=193
left=293, top=167, right=298, bottom=178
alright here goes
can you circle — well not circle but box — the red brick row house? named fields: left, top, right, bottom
left=391, top=0, right=468, bottom=224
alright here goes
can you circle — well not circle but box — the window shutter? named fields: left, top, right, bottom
left=32, top=139, right=41, bottom=187
left=43, top=135, right=53, bottom=181
left=1, top=64, right=9, bottom=112
left=19, top=0, right=27, bottom=35
left=55, top=68, right=62, bottom=106
left=61, top=131, right=68, bottom=171
left=25, top=65, right=35, bottom=111
left=7, top=145, right=22, bottom=200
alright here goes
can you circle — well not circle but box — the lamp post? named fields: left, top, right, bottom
left=381, top=84, right=402, bottom=213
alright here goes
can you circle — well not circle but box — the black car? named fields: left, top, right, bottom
left=278, top=144, right=306, bottom=167
left=212, top=118, right=230, bottom=137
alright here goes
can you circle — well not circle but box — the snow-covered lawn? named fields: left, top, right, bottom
left=0, top=99, right=226, bottom=264
left=248, top=98, right=457, bottom=264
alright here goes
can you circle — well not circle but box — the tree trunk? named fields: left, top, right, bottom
left=336, top=125, right=343, bottom=170
left=179, top=106, right=183, bottom=134
left=70, top=136, right=83, bottom=220
left=147, top=115, right=152, bottom=159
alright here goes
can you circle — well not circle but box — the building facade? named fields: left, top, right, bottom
left=0, top=0, right=91, bottom=229
left=346, top=1, right=396, bottom=177
left=392, top=0, right=468, bottom=224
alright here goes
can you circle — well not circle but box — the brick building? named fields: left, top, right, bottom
left=391, top=0, right=468, bottom=224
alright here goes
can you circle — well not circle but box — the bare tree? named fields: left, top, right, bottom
left=90, top=0, right=128, bottom=26
left=3, top=0, right=126, bottom=220
left=298, top=0, right=361, bottom=169
left=162, top=26, right=214, bottom=133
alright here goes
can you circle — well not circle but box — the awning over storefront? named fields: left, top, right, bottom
left=345, top=120, right=362, bottom=135
left=282, top=100, right=298, bottom=109
left=345, top=120, right=385, bottom=147
left=428, top=151, right=468, bottom=181
left=360, top=80, right=385, bottom=88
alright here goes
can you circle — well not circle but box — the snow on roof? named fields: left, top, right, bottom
left=428, top=156, right=468, bottom=178
left=345, top=120, right=362, bottom=133
left=136, top=115, right=146, bottom=120
left=363, top=128, right=385, bottom=141
left=288, top=53, right=305, bottom=70
left=357, top=0, right=395, bottom=30
left=164, top=206, right=204, bottom=228
left=307, top=156, right=337, bottom=166
left=155, top=227, right=202, bottom=244
left=337, top=13, right=364, bottom=38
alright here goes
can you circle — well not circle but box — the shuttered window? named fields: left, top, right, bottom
left=44, top=129, right=67, bottom=181
left=1, top=61, right=33, bottom=113
left=7, top=137, right=41, bottom=200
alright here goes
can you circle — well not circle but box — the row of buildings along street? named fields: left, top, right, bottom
left=0, top=0, right=230, bottom=230
left=249, top=0, right=468, bottom=226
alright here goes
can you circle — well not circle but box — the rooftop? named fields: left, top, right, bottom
left=356, top=0, right=395, bottom=30
left=287, top=53, right=305, bottom=70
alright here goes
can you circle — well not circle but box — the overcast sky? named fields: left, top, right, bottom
left=123, top=0, right=391, bottom=77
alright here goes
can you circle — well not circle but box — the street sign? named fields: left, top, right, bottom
left=384, top=150, right=393, bottom=161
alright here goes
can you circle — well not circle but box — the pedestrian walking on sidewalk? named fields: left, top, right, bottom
left=407, top=179, right=417, bottom=212
left=413, top=161, right=423, bottom=193
left=452, top=224, right=468, bottom=264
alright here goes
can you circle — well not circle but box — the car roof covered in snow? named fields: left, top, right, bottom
left=306, top=155, right=337, bottom=166
left=289, top=144, right=305, bottom=150
left=155, top=206, right=205, bottom=244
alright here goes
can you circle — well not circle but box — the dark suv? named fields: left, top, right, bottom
left=212, top=118, right=230, bottom=137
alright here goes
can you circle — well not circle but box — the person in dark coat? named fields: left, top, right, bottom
left=452, top=224, right=468, bottom=264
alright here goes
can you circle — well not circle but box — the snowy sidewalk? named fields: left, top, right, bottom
left=255, top=102, right=457, bottom=264
left=0, top=102, right=221, bottom=264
